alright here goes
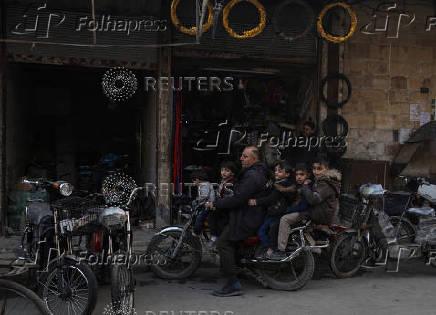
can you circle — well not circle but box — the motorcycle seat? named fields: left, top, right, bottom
left=313, top=225, right=334, bottom=235
left=242, top=236, right=260, bottom=246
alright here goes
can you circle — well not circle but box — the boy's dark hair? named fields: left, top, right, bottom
left=313, top=157, right=329, bottom=168
left=275, top=161, right=293, bottom=175
left=303, top=121, right=315, bottom=131
left=220, top=161, right=238, bottom=175
left=295, top=163, right=308, bottom=172
left=191, top=170, right=208, bottom=181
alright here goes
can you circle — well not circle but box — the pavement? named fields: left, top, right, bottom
left=3, top=229, right=436, bottom=315
left=94, top=260, right=436, bottom=315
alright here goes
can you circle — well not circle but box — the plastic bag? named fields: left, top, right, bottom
left=379, top=211, right=397, bottom=244
left=415, top=215, right=436, bottom=245
left=407, top=207, right=435, bottom=217
left=372, top=210, right=397, bottom=246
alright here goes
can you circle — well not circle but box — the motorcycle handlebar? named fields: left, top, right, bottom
left=22, top=178, right=70, bottom=191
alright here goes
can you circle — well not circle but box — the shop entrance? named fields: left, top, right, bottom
left=5, top=63, right=151, bottom=230
left=172, top=60, right=318, bottom=192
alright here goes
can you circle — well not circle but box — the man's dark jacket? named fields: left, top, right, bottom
left=215, top=162, right=268, bottom=241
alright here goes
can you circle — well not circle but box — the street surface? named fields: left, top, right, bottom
left=3, top=231, right=436, bottom=315
left=95, top=259, right=436, bottom=315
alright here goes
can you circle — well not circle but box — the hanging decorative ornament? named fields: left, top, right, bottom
left=102, top=172, right=137, bottom=206
left=223, top=0, right=266, bottom=39
left=102, top=67, right=138, bottom=102
left=171, top=0, right=214, bottom=36
left=317, top=2, right=357, bottom=43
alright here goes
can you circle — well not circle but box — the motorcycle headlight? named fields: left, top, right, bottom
left=59, top=182, right=74, bottom=196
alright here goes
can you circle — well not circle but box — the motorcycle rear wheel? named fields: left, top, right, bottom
left=390, top=216, right=415, bottom=243
left=147, top=230, right=202, bottom=279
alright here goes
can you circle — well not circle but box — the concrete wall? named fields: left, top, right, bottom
left=341, top=1, right=436, bottom=161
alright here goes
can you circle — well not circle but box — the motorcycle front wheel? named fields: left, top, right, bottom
left=330, top=233, right=366, bottom=278
left=146, top=230, right=202, bottom=279
left=259, top=249, right=314, bottom=291
left=39, top=258, right=98, bottom=315
left=111, top=255, right=135, bottom=315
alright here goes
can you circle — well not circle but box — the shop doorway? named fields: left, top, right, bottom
left=5, top=63, right=151, bottom=230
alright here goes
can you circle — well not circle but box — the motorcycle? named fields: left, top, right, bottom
left=14, top=178, right=98, bottom=315
left=84, top=172, right=138, bottom=313
left=146, top=202, right=351, bottom=291
left=330, top=184, right=417, bottom=278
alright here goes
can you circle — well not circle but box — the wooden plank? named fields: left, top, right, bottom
left=155, top=0, right=173, bottom=227
left=0, top=0, right=7, bottom=235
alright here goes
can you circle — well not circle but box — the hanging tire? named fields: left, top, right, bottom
left=322, top=114, right=349, bottom=138
left=273, top=0, right=314, bottom=42
left=320, top=73, right=352, bottom=108
left=330, top=233, right=366, bottom=278
left=40, top=258, right=98, bottom=315
left=259, top=248, right=315, bottom=291
left=146, top=230, right=202, bottom=279
left=111, top=253, right=135, bottom=315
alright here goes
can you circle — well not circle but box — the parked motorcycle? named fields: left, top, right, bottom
left=330, top=184, right=417, bottom=278
left=84, top=172, right=138, bottom=313
left=14, top=178, right=98, bottom=315
left=146, top=202, right=351, bottom=291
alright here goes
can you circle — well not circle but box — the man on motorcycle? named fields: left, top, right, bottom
left=205, top=146, right=268, bottom=297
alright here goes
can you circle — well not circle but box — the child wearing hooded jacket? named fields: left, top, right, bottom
left=268, top=158, right=341, bottom=260
left=302, top=157, right=341, bottom=225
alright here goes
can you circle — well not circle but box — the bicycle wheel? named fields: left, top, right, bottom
left=40, top=258, right=98, bottom=315
left=0, top=279, right=50, bottom=315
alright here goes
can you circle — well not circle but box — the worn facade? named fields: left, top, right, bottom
left=342, top=1, right=436, bottom=162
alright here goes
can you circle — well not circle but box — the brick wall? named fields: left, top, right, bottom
left=341, top=2, right=436, bottom=161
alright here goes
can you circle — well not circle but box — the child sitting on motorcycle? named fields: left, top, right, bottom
left=248, top=161, right=296, bottom=258
left=191, top=170, right=216, bottom=237
left=269, top=157, right=340, bottom=260
left=208, top=161, right=238, bottom=243
left=302, top=157, right=341, bottom=226
left=266, top=163, right=310, bottom=260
